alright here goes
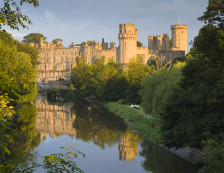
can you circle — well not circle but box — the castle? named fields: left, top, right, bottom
left=35, top=23, right=188, bottom=87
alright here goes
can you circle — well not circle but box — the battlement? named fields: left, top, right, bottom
left=171, top=24, right=188, bottom=29
left=118, top=23, right=138, bottom=39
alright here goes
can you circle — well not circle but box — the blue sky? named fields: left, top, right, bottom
left=6, top=0, right=208, bottom=50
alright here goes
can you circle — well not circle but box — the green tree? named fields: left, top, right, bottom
left=140, top=63, right=184, bottom=118
left=23, top=33, right=47, bottom=44
left=0, top=0, right=39, bottom=30
left=0, top=32, right=37, bottom=103
left=137, top=41, right=143, bottom=47
left=109, top=42, right=116, bottom=48
left=0, top=31, right=39, bottom=67
left=124, top=58, right=154, bottom=103
left=52, top=38, right=63, bottom=45
left=198, top=0, right=224, bottom=28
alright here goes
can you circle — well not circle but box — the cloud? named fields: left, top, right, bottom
left=8, top=31, right=26, bottom=41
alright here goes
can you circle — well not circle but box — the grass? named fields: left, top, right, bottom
left=103, top=102, right=162, bottom=143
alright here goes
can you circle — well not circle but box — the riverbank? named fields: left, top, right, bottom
left=103, top=102, right=204, bottom=166
left=103, top=102, right=161, bottom=144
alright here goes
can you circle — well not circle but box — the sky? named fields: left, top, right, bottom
left=5, top=0, right=208, bottom=51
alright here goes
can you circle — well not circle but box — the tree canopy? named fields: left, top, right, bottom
left=22, top=33, right=47, bottom=44
left=198, top=0, right=224, bottom=28
left=52, top=38, right=63, bottom=45
left=0, top=0, right=39, bottom=30
left=0, top=31, right=38, bottom=103
left=137, top=41, right=143, bottom=47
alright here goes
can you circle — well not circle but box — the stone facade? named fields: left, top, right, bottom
left=35, top=23, right=188, bottom=85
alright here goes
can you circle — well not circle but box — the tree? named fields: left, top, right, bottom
left=160, top=24, right=224, bottom=148
left=0, top=0, right=39, bottom=30
left=137, top=41, right=143, bottom=47
left=198, top=0, right=224, bottom=28
left=109, top=42, right=116, bottom=48
left=52, top=38, right=63, bottom=45
left=23, top=33, right=47, bottom=44
left=0, top=32, right=37, bottom=103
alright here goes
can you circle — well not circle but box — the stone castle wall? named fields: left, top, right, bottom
left=36, top=23, right=188, bottom=85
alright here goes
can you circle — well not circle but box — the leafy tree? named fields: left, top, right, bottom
left=198, top=0, right=224, bottom=28
left=0, top=32, right=37, bottom=103
left=23, top=33, right=47, bottom=44
left=140, top=63, right=184, bottom=118
left=109, top=42, right=116, bottom=48
left=52, top=38, right=63, bottom=45
left=124, top=58, right=154, bottom=103
left=160, top=24, right=224, bottom=148
left=0, top=31, right=39, bottom=67
left=0, top=0, right=39, bottom=30
left=137, top=41, right=143, bottom=47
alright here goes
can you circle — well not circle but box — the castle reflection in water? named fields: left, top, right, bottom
left=33, top=96, right=139, bottom=161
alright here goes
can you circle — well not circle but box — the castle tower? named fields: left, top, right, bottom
left=148, top=36, right=154, bottom=50
left=171, top=24, right=188, bottom=54
left=118, top=23, right=138, bottom=64
left=40, top=37, right=44, bottom=49
left=162, top=33, right=170, bottom=51
left=156, top=35, right=163, bottom=50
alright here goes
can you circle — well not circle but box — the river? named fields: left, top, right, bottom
left=29, top=95, right=199, bottom=173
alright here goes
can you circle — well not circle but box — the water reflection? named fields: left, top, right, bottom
left=140, top=140, right=199, bottom=173
left=34, top=96, right=76, bottom=141
left=119, top=131, right=140, bottom=161
left=34, top=96, right=141, bottom=162
left=32, top=96, right=199, bottom=173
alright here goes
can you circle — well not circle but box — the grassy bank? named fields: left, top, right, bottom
left=103, top=102, right=161, bottom=143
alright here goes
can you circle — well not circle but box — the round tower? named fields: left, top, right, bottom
left=118, top=23, right=138, bottom=64
left=171, top=24, right=188, bottom=54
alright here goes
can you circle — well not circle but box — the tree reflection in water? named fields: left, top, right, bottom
left=140, top=139, right=200, bottom=173
left=73, top=102, right=141, bottom=154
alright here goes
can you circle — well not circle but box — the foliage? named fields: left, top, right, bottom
left=0, top=94, right=15, bottom=169
left=0, top=37, right=37, bottom=103
left=16, top=146, right=85, bottom=173
left=198, top=0, right=224, bottom=28
left=199, top=140, right=224, bottom=173
left=71, top=56, right=154, bottom=104
left=0, top=31, right=39, bottom=67
left=137, top=41, right=143, bottom=47
left=109, top=42, right=116, bottom=48
left=160, top=24, right=224, bottom=148
left=52, top=38, right=63, bottom=45
left=0, top=0, right=39, bottom=30
left=103, top=102, right=161, bottom=143
left=23, top=33, right=47, bottom=44
left=140, top=65, right=184, bottom=118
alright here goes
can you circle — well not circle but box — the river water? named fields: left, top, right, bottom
left=30, top=95, right=199, bottom=173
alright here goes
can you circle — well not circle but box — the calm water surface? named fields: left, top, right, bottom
left=31, top=95, right=199, bottom=173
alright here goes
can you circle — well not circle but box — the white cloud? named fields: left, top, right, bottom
left=8, top=31, right=26, bottom=41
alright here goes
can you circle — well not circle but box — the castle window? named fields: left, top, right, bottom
left=54, top=57, right=56, bottom=63
left=61, top=56, right=63, bottom=62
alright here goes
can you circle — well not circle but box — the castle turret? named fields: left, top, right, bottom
left=171, top=24, right=188, bottom=54
left=162, top=33, right=170, bottom=51
left=156, top=35, right=163, bottom=50
left=148, top=36, right=154, bottom=50
left=40, top=37, right=44, bottom=49
left=118, top=23, right=138, bottom=64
